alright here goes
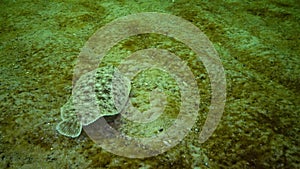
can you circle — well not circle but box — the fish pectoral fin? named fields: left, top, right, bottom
left=56, top=118, right=82, bottom=138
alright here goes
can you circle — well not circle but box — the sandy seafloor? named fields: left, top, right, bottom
left=0, top=0, right=299, bottom=168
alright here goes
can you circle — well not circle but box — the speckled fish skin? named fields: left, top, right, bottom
left=56, top=66, right=131, bottom=138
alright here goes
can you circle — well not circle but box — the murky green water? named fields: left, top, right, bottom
left=0, top=0, right=299, bottom=168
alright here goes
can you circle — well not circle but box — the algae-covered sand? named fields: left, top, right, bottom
left=0, top=0, right=299, bottom=168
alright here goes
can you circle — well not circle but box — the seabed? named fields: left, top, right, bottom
left=0, top=0, right=299, bottom=168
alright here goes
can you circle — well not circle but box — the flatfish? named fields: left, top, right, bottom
left=56, top=65, right=131, bottom=138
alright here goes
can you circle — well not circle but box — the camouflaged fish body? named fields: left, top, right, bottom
left=56, top=66, right=131, bottom=138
